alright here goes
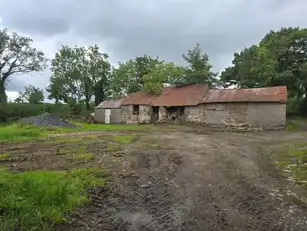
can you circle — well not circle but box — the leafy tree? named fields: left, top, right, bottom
left=221, top=27, right=307, bottom=97
left=47, top=45, right=110, bottom=108
left=88, top=46, right=111, bottom=105
left=220, top=27, right=307, bottom=114
left=14, top=97, right=24, bottom=103
left=18, top=85, right=44, bottom=104
left=0, top=28, right=46, bottom=104
left=220, top=45, right=277, bottom=88
left=46, top=76, right=66, bottom=104
left=109, top=55, right=163, bottom=95
left=178, top=43, right=217, bottom=87
left=143, top=62, right=186, bottom=94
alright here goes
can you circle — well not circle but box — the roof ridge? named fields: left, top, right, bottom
left=211, top=85, right=287, bottom=91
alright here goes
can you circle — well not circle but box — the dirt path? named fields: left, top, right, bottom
left=61, top=131, right=307, bottom=231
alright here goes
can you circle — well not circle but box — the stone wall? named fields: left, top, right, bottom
left=110, top=109, right=122, bottom=123
left=139, top=105, right=153, bottom=124
left=94, top=108, right=123, bottom=124
left=121, top=105, right=133, bottom=123
left=203, top=102, right=286, bottom=128
left=94, top=108, right=105, bottom=123
left=184, top=105, right=204, bottom=123
left=157, top=106, right=168, bottom=123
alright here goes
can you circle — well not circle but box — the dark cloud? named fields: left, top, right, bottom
left=0, top=0, right=307, bottom=94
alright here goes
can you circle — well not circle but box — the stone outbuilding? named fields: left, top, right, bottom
left=121, top=84, right=287, bottom=128
left=121, top=92, right=158, bottom=124
left=151, top=84, right=210, bottom=123
left=95, top=84, right=288, bottom=129
left=94, top=99, right=123, bottom=124
left=201, top=86, right=287, bottom=129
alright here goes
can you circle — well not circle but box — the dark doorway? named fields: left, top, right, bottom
left=167, top=106, right=185, bottom=120
left=152, top=106, right=159, bottom=122
left=133, top=105, right=139, bottom=115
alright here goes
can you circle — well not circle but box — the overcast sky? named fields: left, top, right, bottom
left=1, top=0, right=307, bottom=100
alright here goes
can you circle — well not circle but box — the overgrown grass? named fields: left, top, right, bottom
left=0, top=152, right=9, bottom=161
left=57, top=146, right=95, bottom=162
left=0, top=124, right=47, bottom=141
left=51, top=135, right=98, bottom=144
left=0, top=123, right=155, bottom=142
left=276, top=142, right=307, bottom=187
left=286, top=116, right=307, bottom=131
left=0, top=168, right=105, bottom=231
left=113, top=134, right=139, bottom=144
left=105, top=144, right=123, bottom=152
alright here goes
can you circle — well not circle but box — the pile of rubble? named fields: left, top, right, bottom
left=20, top=113, right=75, bottom=127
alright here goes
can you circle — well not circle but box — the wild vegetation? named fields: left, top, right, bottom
left=0, top=122, right=150, bottom=231
left=2, top=26, right=307, bottom=230
left=0, top=168, right=105, bottom=230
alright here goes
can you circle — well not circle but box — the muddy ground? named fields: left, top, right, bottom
left=1, top=129, right=307, bottom=231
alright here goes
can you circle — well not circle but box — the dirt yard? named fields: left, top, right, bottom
left=1, top=128, right=307, bottom=231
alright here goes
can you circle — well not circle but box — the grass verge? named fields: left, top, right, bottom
left=286, top=116, right=307, bottom=131
left=276, top=142, right=307, bottom=187
left=0, top=168, right=105, bottom=231
left=0, top=123, right=156, bottom=142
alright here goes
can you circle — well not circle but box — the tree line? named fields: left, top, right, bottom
left=1, top=27, right=307, bottom=114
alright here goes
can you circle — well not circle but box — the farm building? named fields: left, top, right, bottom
left=95, top=84, right=287, bottom=129
left=201, top=86, right=287, bottom=128
left=151, top=84, right=210, bottom=123
left=121, top=92, right=159, bottom=124
left=94, top=99, right=123, bottom=124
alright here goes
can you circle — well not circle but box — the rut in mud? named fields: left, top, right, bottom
left=61, top=131, right=307, bottom=231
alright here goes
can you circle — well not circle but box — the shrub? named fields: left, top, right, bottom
left=0, top=103, right=92, bottom=123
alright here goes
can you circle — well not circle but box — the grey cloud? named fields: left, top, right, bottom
left=4, top=71, right=50, bottom=91
left=5, top=79, right=25, bottom=92
left=0, top=0, right=307, bottom=92
left=69, top=0, right=307, bottom=69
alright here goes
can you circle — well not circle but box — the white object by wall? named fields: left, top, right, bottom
left=105, top=109, right=111, bottom=124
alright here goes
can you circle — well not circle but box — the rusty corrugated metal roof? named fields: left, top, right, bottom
left=96, top=99, right=123, bottom=109
left=202, top=86, right=287, bottom=103
left=151, top=84, right=210, bottom=107
left=122, top=92, right=158, bottom=105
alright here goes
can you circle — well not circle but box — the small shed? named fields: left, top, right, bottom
left=94, top=99, right=123, bottom=124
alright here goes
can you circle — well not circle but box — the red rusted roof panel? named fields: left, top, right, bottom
left=96, top=99, right=123, bottom=109
left=122, top=92, right=158, bottom=105
left=151, top=84, right=209, bottom=106
left=202, top=86, right=287, bottom=103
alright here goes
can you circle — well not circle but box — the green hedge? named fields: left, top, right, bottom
left=0, top=103, right=92, bottom=123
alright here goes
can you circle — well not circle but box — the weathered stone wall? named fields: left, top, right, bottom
left=139, top=105, right=153, bottom=124
left=203, top=102, right=286, bottom=128
left=157, top=106, right=168, bottom=123
left=184, top=105, right=205, bottom=123
left=110, top=109, right=122, bottom=123
left=94, top=108, right=105, bottom=123
left=121, top=105, right=133, bottom=123
left=245, top=103, right=286, bottom=128
left=94, top=108, right=123, bottom=124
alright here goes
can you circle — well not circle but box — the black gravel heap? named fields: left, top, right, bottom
left=20, top=113, right=75, bottom=127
